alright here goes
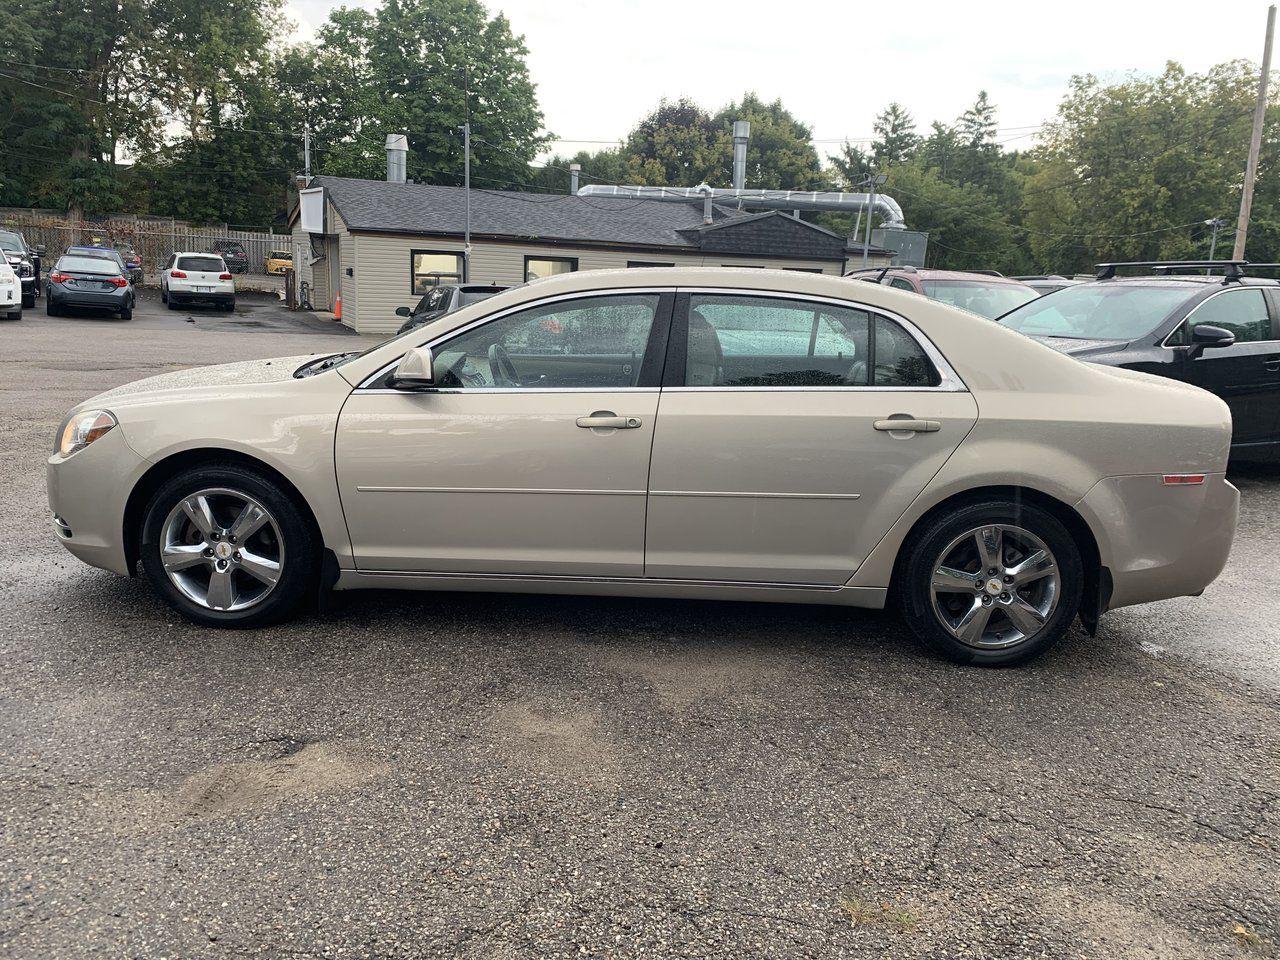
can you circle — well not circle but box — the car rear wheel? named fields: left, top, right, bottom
left=118, top=303, right=133, bottom=320
left=22, top=291, right=34, bottom=308
left=46, top=299, right=59, bottom=316
left=899, top=500, right=1083, bottom=666
left=140, top=464, right=318, bottom=628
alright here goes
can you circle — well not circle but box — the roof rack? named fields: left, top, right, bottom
left=968, top=269, right=1005, bottom=277
left=1095, top=260, right=1246, bottom=281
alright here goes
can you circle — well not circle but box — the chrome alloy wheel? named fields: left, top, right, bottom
left=928, top=524, right=1060, bottom=650
left=159, top=488, right=284, bottom=612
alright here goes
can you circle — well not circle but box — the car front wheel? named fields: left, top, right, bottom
left=899, top=499, right=1083, bottom=666
left=140, top=464, right=318, bottom=628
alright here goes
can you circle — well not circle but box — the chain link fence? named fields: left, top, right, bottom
left=0, top=209, right=293, bottom=290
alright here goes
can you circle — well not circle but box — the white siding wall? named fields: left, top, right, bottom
left=345, top=234, right=862, bottom=335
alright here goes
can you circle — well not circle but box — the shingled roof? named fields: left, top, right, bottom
left=304, top=176, right=866, bottom=260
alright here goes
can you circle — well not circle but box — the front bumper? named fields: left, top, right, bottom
left=1080, top=473, right=1239, bottom=610
left=47, top=426, right=149, bottom=576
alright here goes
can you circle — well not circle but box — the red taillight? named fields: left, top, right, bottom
left=1162, top=474, right=1206, bottom=486
left=218, top=273, right=233, bottom=280
left=170, top=270, right=186, bottom=278
left=108, top=276, right=128, bottom=288
left=50, top=271, right=67, bottom=283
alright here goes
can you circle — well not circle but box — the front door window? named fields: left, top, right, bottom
left=434, top=294, right=661, bottom=389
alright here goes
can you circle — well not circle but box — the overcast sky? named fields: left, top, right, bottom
left=285, top=0, right=1274, bottom=161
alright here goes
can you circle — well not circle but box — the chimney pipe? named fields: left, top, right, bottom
left=385, top=133, right=408, bottom=183
left=732, top=120, right=750, bottom=191
left=569, top=162, right=581, bottom=194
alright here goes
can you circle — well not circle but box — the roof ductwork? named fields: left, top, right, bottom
left=385, top=134, right=408, bottom=184
left=577, top=184, right=906, bottom=228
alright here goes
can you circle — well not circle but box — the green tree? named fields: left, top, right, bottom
left=618, top=98, right=723, bottom=186
left=1023, top=61, right=1264, bottom=270
left=871, top=102, right=919, bottom=169
left=711, top=92, right=828, bottom=190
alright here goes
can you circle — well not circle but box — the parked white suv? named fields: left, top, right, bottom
left=0, top=258, right=21, bottom=319
left=161, top=253, right=236, bottom=312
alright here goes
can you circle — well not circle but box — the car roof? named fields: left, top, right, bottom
left=1086, top=275, right=1280, bottom=288
left=175, top=251, right=225, bottom=257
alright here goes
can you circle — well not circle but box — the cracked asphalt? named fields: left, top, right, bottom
left=1, top=292, right=1278, bottom=958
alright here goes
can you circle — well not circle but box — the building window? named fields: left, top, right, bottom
left=411, top=250, right=465, bottom=294
left=525, top=256, right=578, bottom=282
left=628, top=261, right=675, bottom=268
left=784, top=267, right=825, bottom=273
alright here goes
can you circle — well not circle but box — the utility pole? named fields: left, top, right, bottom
left=460, top=122, right=471, bottom=282
left=1205, top=217, right=1228, bottom=263
left=862, top=173, right=886, bottom=269
left=1234, top=3, right=1275, bottom=261
left=303, top=124, right=311, bottom=182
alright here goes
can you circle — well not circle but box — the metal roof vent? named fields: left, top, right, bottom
left=386, top=134, right=408, bottom=183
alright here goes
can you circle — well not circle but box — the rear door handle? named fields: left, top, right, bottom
left=1264, top=359, right=1280, bottom=372
left=576, top=412, right=642, bottom=429
left=874, top=418, right=941, bottom=433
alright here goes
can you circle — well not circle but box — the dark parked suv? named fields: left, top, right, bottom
left=208, top=240, right=249, bottom=274
left=999, top=260, right=1280, bottom=461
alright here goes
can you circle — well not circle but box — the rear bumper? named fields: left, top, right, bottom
left=1079, top=473, right=1239, bottom=610
left=49, top=286, right=131, bottom=310
left=0, top=287, right=19, bottom=309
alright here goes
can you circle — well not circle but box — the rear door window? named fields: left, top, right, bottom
left=676, top=294, right=940, bottom=388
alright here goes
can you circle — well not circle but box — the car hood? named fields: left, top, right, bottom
left=85, top=355, right=323, bottom=406
left=1027, top=334, right=1130, bottom=357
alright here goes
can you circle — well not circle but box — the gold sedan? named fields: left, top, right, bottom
left=45, top=268, right=1238, bottom=666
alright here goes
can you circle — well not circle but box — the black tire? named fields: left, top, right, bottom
left=899, top=499, right=1083, bottom=667
left=46, top=299, right=59, bottom=316
left=5, top=308, right=19, bottom=321
left=139, top=463, right=319, bottom=628
left=167, top=294, right=180, bottom=310
left=223, top=298, right=236, bottom=312
left=22, top=291, right=34, bottom=308
left=119, top=304, right=132, bottom=320
left=160, top=285, right=168, bottom=303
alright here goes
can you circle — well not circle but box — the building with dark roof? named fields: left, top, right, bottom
left=289, top=176, right=892, bottom=334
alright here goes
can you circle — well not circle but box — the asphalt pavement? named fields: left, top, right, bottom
left=1, top=291, right=1277, bottom=958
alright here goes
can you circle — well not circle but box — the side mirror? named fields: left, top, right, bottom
left=389, top=345, right=435, bottom=389
left=34, top=245, right=45, bottom=257
left=1187, top=323, right=1235, bottom=358
left=395, top=306, right=412, bottom=317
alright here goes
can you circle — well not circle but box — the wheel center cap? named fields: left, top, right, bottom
left=985, top=578, right=1003, bottom=596
left=214, top=541, right=234, bottom=561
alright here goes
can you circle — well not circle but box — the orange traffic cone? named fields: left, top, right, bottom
left=333, top=289, right=343, bottom=321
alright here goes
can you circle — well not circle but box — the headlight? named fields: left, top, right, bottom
left=58, top=410, right=117, bottom=457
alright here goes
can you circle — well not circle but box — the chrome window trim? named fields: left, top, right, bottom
left=1161, top=285, right=1279, bottom=349
left=676, top=286, right=967, bottom=392
left=357, top=284, right=967, bottom=393
left=358, top=288, right=673, bottom=390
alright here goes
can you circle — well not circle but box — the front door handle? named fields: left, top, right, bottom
left=1264, top=359, right=1280, bottom=373
left=873, top=418, right=941, bottom=433
left=576, top=412, right=642, bottom=430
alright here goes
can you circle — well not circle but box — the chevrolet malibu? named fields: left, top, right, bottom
left=47, top=269, right=1238, bottom=665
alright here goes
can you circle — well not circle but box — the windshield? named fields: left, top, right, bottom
left=921, top=280, right=1038, bottom=319
left=0, top=232, right=24, bottom=254
left=1000, top=284, right=1193, bottom=340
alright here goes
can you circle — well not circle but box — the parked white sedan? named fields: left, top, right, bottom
left=160, top=252, right=236, bottom=311
left=47, top=268, right=1238, bottom=665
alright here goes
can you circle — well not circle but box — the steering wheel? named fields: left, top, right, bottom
left=488, top=344, right=521, bottom=387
